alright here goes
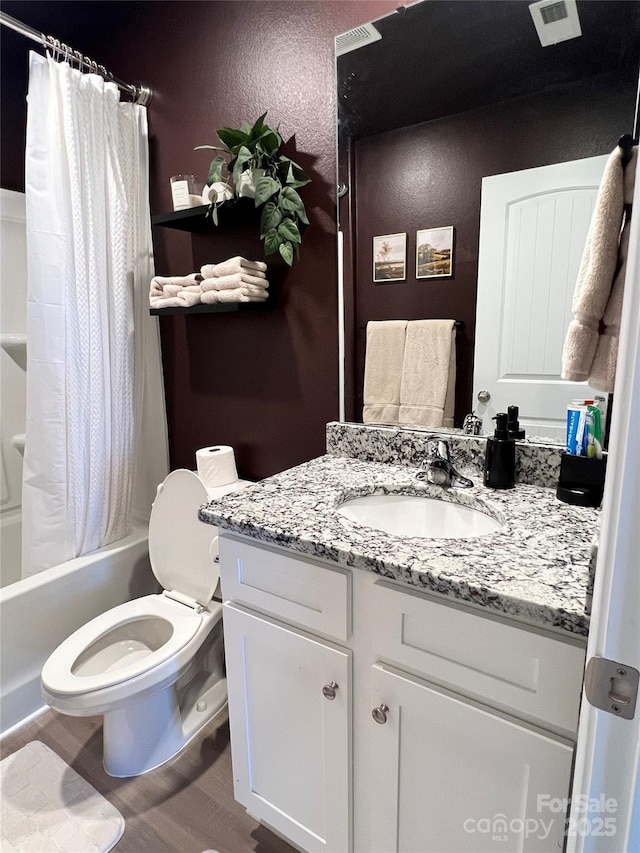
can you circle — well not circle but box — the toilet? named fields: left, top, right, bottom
left=41, top=469, right=240, bottom=778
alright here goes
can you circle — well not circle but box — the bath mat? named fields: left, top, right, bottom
left=0, top=740, right=125, bottom=852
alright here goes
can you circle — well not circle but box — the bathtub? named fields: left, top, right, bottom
left=0, top=523, right=159, bottom=737
left=0, top=510, right=22, bottom=588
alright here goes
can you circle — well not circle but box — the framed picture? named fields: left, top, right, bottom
left=373, top=232, right=406, bottom=282
left=416, top=226, right=454, bottom=278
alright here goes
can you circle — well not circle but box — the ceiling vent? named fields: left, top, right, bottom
left=335, top=23, right=382, bottom=57
left=529, top=0, right=582, bottom=46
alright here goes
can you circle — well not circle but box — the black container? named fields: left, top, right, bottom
left=507, top=405, right=525, bottom=440
left=556, top=453, right=607, bottom=507
left=484, top=412, right=516, bottom=489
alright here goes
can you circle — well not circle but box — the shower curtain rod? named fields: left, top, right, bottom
left=0, top=11, right=152, bottom=105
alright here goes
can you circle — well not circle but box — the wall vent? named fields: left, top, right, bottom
left=335, top=23, right=382, bottom=57
left=529, top=0, right=582, bottom=46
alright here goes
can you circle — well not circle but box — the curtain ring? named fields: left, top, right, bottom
left=45, top=35, right=55, bottom=58
left=74, top=50, right=83, bottom=71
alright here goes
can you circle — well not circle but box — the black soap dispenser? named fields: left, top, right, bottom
left=507, top=405, right=525, bottom=440
left=484, top=412, right=516, bottom=489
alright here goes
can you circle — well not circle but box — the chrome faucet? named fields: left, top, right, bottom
left=417, top=436, right=474, bottom=488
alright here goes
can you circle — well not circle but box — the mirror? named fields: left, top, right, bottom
left=336, top=0, right=640, bottom=438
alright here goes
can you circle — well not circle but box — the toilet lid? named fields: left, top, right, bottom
left=149, top=469, right=219, bottom=605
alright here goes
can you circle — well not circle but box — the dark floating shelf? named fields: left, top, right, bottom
left=149, top=303, right=239, bottom=316
left=151, top=197, right=260, bottom=233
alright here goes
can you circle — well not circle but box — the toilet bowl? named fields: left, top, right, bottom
left=41, top=469, right=238, bottom=777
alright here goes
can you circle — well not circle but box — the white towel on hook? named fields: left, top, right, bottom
left=561, top=146, right=627, bottom=387
left=399, top=320, right=456, bottom=428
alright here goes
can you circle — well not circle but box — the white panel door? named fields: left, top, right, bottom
left=474, top=156, right=608, bottom=440
left=223, top=602, right=352, bottom=853
left=370, top=664, right=575, bottom=853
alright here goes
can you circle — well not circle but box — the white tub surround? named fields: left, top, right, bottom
left=200, top=451, right=597, bottom=637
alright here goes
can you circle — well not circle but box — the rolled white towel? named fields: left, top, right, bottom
left=200, top=277, right=268, bottom=296
left=201, top=271, right=269, bottom=291
left=201, top=257, right=267, bottom=278
left=149, top=289, right=203, bottom=309
left=201, top=288, right=268, bottom=304
left=151, top=273, right=202, bottom=289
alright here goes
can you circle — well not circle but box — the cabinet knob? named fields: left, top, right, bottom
left=322, top=681, right=339, bottom=700
left=372, top=704, right=389, bottom=724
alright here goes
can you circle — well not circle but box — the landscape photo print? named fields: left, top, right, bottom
left=416, top=226, right=454, bottom=278
left=373, top=232, right=406, bottom=282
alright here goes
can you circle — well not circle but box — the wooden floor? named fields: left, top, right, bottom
left=0, top=708, right=296, bottom=853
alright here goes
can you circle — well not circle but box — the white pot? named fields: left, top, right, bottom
left=203, top=182, right=234, bottom=204
left=237, top=168, right=265, bottom=199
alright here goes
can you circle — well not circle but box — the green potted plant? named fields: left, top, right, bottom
left=196, top=113, right=310, bottom=266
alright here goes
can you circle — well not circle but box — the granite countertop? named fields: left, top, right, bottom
left=199, top=454, right=599, bottom=637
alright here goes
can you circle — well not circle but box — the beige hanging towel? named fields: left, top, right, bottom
left=561, top=144, right=634, bottom=390
left=399, top=319, right=456, bottom=428
left=589, top=146, right=637, bottom=391
left=362, top=320, right=408, bottom=425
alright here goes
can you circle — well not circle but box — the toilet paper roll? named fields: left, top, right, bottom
left=196, top=445, right=238, bottom=488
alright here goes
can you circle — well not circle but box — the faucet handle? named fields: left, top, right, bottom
left=426, top=435, right=451, bottom=461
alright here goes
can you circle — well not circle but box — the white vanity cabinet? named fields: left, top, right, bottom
left=219, top=534, right=587, bottom=853
left=220, top=536, right=352, bottom=853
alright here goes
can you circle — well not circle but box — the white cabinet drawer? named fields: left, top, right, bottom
left=219, top=535, right=350, bottom=641
left=372, top=580, right=586, bottom=734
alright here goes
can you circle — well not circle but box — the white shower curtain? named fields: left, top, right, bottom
left=22, top=52, right=168, bottom=577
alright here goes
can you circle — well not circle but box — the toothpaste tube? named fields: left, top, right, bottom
left=566, top=404, right=588, bottom=456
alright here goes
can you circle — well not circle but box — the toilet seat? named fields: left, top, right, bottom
left=149, top=469, right=220, bottom=606
left=42, top=470, right=221, bottom=709
left=41, top=594, right=213, bottom=697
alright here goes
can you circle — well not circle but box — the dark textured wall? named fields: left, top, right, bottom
left=1, top=0, right=397, bottom=480
left=350, top=70, right=638, bottom=423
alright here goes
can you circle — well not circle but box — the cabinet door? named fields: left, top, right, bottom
left=371, top=664, right=574, bottom=853
left=223, top=602, right=351, bottom=853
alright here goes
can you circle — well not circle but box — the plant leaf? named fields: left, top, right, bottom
left=240, top=121, right=252, bottom=135
left=254, top=176, right=281, bottom=206
left=264, top=228, right=282, bottom=256
left=251, top=112, right=269, bottom=137
left=278, top=218, right=301, bottom=244
left=260, top=202, right=282, bottom=237
left=207, top=155, right=226, bottom=185
left=194, top=144, right=223, bottom=151
left=232, top=145, right=254, bottom=184
left=261, top=129, right=282, bottom=156
left=296, top=205, right=310, bottom=226
left=279, top=186, right=305, bottom=214
left=279, top=240, right=294, bottom=266
left=277, top=156, right=310, bottom=187
left=289, top=163, right=311, bottom=188
left=217, top=126, right=249, bottom=150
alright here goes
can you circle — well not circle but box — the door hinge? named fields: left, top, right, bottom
left=584, top=657, right=639, bottom=720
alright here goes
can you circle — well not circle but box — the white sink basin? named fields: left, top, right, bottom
left=336, top=493, right=503, bottom=539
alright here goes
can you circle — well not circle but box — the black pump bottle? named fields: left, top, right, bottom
left=483, top=412, right=516, bottom=489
